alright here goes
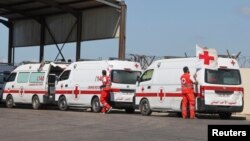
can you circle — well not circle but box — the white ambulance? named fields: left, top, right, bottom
left=0, top=63, right=16, bottom=101
left=135, top=48, right=243, bottom=119
left=2, top=62, right=68, bottom=109
left=55, top=60, right=141, bottom=113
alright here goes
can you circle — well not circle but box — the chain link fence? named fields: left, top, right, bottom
left=237, top=56, right=250, bottom=68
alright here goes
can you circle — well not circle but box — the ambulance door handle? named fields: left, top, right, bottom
left=12, top=85, right=14, bottom=88
left=65, top=84, right=68, bottom=87
left=147, top=86, right=151, bottom=89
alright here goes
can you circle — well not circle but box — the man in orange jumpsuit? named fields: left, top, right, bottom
left=180, top=66, right=197, bottom=119
left=100, top=70, right=112, bottom=114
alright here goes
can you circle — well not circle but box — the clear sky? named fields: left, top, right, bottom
left=1, top=0, right=250, bottom=63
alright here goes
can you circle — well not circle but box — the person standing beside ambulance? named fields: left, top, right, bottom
left=100, top=70, right=112, bottom=114
left=180, top=66, right=197, bottom=119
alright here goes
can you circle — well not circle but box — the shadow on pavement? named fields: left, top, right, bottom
left=151, top=112, right=247, bottom=120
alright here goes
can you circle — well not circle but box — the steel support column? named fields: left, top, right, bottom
left=40, top=18, right=45, bottom=62
left=118, top=1, right=126, bottom=60
left=76, top=13, right=82, bottom=61
left=12, top=46, right=15, bottom=65
left=8, top=21, right=13, bottom=64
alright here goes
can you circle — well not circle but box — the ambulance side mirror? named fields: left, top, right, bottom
left=136, top=76, right=141, bottom=86
left=54, top=76, right=59, bottom=85
left=136, top=76, right=140, bottom=82
left=56, top=76, right=59, bottom=82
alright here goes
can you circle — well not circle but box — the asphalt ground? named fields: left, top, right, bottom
left=0, top=105, right=249, bottom=141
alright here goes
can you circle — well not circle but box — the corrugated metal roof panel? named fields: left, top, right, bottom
left=0, top=0, right=123, bottom=47
left=0, top=0, right=121, bottom=19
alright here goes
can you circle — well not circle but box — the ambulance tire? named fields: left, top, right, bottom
left=91, top=97, right=101, bottom=113
left=32, top=95, right=41, bottom=110
left=6, top=95, right=14, bottom=108
left=140, top=99, right=152, bottom=116
left=125, top=108, right=135, bottom=113
left=58, top=96, right=68, bottom=111
left=219, top=112, right=232, bottom=119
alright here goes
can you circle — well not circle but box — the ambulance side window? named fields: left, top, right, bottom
left=140, top=69, right=154, bottom=82
left=17, top=72, right=30, bottom=83
left=29, top=72, right=45, bottom=83
left=59, top=70, right=71, bottom=81
left=6, top=73, right=16, bottom=82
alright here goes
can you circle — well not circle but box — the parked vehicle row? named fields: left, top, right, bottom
left=0, top=54, right=244, bottom=119
left=1, top=60, right=142, bottom=113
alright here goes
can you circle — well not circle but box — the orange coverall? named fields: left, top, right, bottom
left=180, top=73, right=195, bottom=119
left=100, top=75, right=111, bottom=113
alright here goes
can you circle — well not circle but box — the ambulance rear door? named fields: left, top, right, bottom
left=203, top=68, right=243, bottom=107
left=110, top=69, right=141, bottom=104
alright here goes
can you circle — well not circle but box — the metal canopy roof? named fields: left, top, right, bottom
left=0, top=0, right=126, bottom=64
left=0, top=0, right=121, bottom=20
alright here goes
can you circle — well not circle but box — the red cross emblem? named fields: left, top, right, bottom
left=181, top=78, right=186, bottom=85
left=73, top=86, right=80, bottom=98
left=141, top=87, right=144, bottom=92
left=158, top=89, right=164, bottom=101
left=199, top=51, right=214, bottom=65
left=135, top=63, right=139, bottom=68
left=20, top=87, right=24, bottom=96
left=231, top=60, right=235, bottom=66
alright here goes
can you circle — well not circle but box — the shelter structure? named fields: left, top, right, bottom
left=0, top=0, right=126, bottom=64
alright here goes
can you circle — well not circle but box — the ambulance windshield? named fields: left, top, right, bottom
left=111, top=70, right=141, bottom=84
left=205, top=69, right=241, bottom=85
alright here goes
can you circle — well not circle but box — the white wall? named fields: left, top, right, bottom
left=240, top=68, right=250, bottom=114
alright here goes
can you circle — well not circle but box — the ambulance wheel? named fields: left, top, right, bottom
left=125, top=108, right=135, bottom=113
left=58, top=96, right=68, bottom=111
left=6, top=95, right=14, bottom=108
left=140, top=99, right=152, bottom=116
left=219, top=112, right=232, bottom=119
left=91, top=97, right=101, bottom=113
left=32, top=95, right=41, bottom=110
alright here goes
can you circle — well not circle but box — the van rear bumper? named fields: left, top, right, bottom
left=110, top=101, right=134, bottom=109
left=196, top=98, right=243, bottom=113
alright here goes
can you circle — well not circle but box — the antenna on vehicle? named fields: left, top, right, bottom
left=226, top=49, right=232, bottom=58
left=184, top=52, right=188, bottom=58
left=235, top=51, right=241, bottom=59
